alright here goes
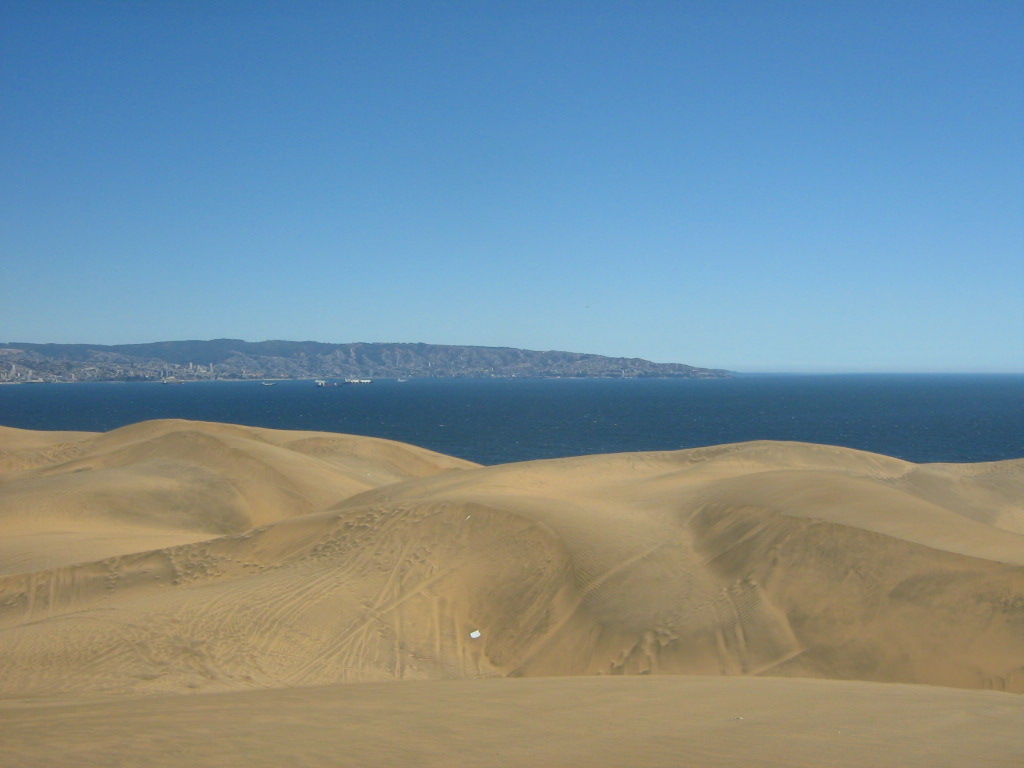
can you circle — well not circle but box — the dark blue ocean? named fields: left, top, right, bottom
left=0, top=375, right=1021, bottom=465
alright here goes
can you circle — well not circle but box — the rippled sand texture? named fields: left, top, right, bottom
left=1, top=420, right=1022, bottom=766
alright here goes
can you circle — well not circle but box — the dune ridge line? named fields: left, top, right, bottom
left=1, top=419, right=1022, bottom=766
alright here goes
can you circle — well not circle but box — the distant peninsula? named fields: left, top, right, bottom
left=0, top=340, right=730, bottom=383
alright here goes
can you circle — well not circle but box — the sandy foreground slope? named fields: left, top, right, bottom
left=0, top=420, right=1022, bottom=767
left=2, top=676, right=1021, bottom=768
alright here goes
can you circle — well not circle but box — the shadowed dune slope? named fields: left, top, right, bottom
left=1, top=430, right=1021, bottom=699
left=0, top=420, right=477, bottom=572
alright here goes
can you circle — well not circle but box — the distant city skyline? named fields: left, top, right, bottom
left=3, top=1, right=1022, bottom=373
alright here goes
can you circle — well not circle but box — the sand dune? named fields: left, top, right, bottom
left=0, top=419, right=476, bottom=572
left=1, top=422, right=1022, bottom=765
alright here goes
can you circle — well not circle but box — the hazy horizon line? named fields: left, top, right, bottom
left=4, top=338, right=1022, bottom=376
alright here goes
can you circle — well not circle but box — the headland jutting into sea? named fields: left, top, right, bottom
left=0, top=339, right=729, bottom=383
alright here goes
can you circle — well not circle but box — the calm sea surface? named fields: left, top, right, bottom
left=0, top=375, right=1021, bottom=465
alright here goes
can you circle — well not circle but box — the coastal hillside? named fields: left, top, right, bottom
left=1, top=422, right=1021, bottom=766
left=0, top=340, right=730, bottom=382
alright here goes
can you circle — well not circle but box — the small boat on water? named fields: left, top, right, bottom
left=261, top=382, right=277, bottom=386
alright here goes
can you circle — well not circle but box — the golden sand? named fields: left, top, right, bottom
left=1, top=420, right=1021, bottom=766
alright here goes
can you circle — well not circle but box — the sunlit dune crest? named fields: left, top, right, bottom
left=1, top=420, right=1022, bottom=767
left=0, top=419, right=477, bottom=572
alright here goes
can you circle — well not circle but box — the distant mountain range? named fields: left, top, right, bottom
left=0, top=340, right=729, bottom=383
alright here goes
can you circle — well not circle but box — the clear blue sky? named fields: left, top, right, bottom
left=3, top=1, right=1022, bottom=372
